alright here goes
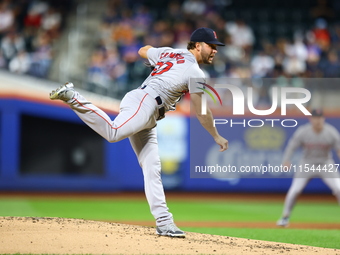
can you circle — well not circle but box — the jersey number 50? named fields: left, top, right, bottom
left=151, top=61, right=173, bottom=76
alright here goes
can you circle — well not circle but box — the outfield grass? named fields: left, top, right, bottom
left=1, top=198, right=339, bottom=223
left=0, top=197, right=339, bottom=249
left=168, top=200, right=340, bottom=223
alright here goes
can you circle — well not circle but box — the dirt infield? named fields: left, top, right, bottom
left=1, top=191, right=337, bottom=202
left=1, top=217, right=339, bottom=255
left=0, top=191, right=338, bottom=204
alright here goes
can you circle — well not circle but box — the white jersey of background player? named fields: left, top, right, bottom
left=277, top=109, right=340, bottom=227
left=49, top=27, right=228, bottom=237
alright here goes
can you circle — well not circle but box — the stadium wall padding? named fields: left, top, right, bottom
left=0, top=98, right=338, bottom=194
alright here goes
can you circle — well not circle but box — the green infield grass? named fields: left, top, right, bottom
left=181, top=227, right=340, bottom=249
left=0, top=196, right=339, bottom=249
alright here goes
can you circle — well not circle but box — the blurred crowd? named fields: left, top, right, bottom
left=88, top=0, right=340, bottom=99
left=1, top=0, right=340, bottom=100
left=0, top=0, right=72, bottom=78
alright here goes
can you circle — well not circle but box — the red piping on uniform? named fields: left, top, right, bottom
left=74, top=93, right=148, bottom=129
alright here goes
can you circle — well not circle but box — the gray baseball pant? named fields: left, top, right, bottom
left=282, top=162, right=340, bottom=218
left=66, top=88, right=173, bottom=226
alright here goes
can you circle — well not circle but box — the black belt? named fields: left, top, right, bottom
left=141, top=85, right=165, bottom=120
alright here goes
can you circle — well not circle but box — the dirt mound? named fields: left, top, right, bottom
left=0, top=217, right=338, bottom=255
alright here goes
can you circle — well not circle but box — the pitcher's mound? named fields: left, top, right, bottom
left=0, top=217, right=337, bottom=254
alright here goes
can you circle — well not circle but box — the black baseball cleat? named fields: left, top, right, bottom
left=156, top=223, right=186, bottom=237
left=49, top=82, right=75, bottom=101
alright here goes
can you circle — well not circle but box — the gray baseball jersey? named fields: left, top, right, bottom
left=64, top=46, right=210, bottom=228
left=142, top=47, right=205, bottom=112
left=280, top=122, right=340, bottom=219
left=282, top=122, right=340, bottom=164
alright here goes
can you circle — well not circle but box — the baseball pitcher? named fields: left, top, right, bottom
left=49, top=27, right=228, bottom=237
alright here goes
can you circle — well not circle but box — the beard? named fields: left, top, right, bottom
left=201, top=49, right=214, bottom=64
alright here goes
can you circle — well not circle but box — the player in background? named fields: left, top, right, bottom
left=277, top=109, right=340, bottom=227
left=49, top=27, right=228, bottom=237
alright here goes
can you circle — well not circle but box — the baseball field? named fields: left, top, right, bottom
left=0, top=192, right=339, bottom=254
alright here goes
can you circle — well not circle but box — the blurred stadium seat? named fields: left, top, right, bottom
left=1, top=0, right=340, bottom=101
